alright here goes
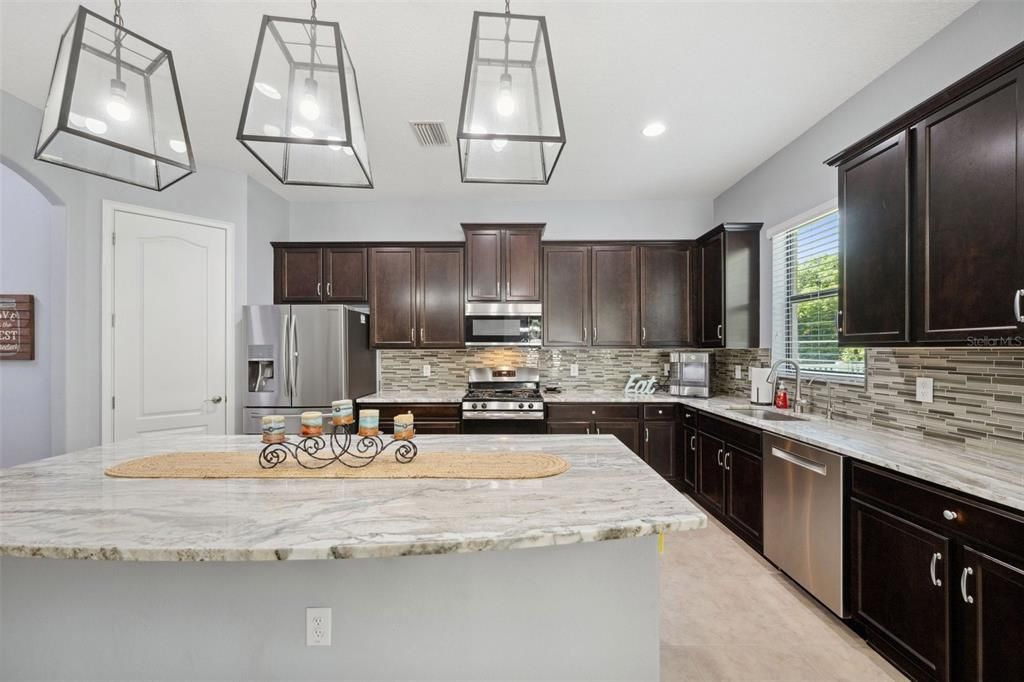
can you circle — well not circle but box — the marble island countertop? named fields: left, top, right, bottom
left=356, top=391, right=466, bottom=404
left=0, top=434, right=705, bottom=562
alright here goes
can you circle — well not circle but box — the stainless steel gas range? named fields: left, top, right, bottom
left=461, top=367, right=545, bottom=434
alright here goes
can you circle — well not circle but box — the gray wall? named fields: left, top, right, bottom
left=0, top=164, right=66, bottom=466
left=712, top=0, right=1024, bottom=343
left=246, top=177, right=289, bottom=305
left=289, top=198, right=712, bottom=242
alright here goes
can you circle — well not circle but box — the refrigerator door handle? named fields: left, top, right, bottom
left=290, top=313, right=298, bottom=399
left=281, top=312, right=291, bottom=400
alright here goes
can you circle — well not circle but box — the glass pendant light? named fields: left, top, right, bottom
left=35, top=1, right=195, bottom=191
left=456, top=0, right=566, bottom=184
left=237, top=0, right=372, bottom=188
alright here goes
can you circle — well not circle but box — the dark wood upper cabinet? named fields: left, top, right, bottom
left=543, top=245, right=590, bottom=346
left=369, top=247, right=417, bottom=348
left=591, top=245, right=639, bottom=347
left=961, top=546, right=1024, bottom=681
left=462, top=224, right=544, bottom=303
left=324, top=247, right=368, bottom=303
left=640, top=245, right=692, bottom=347
left=417, top=247, right=464, bottom=348
left=912, top=66, right=1024, bottom=344
left=838, top=132, right=909, bottom=345
left=697, top=224, right=761, bottom=348
left=274, top=247, right=323, bottom=303
left=504, top=228, right=542, bottom=301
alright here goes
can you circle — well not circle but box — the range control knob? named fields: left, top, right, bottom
left=471, top=403, right=478, bottom=409
left=528, top=403, right=534, bottom=409
left=518, top=403, right=524, bottom=409
left=480, top=403, right=487, bottom=410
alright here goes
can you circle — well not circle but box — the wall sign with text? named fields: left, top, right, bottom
left=0, top=295, right=34, bottom=361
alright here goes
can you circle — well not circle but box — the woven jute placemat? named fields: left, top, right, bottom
left=105, top=451, right=570, bottom=480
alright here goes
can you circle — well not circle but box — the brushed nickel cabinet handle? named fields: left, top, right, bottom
left=930, top=552, right=942, bottom=587
left=716, top=324, right=723, bottom=339
left=724, top=452, right=731, bottom=471
left=317, top=282, right=322, bottom=297
left=593, top=327, right=597, bottom=343
left=596, top=426, right=601, bottom=435
left=961, top=567, right=974, bottom=604
left=717, top=448, right=723, bottom=466
left=642, top=327, right=647, bottom=343
left=327, top=282, right=332, bottom=297
left=420, top=328, right=425, bottom=344
left=583, top=325, right=587, bottom=343
left=690, top=435, right=696, bottom=450
left=411, top=327, right=415, bottom=343
left=1015, top=289, right=1024, bottom=323
left=644, top=427, right=649, bottom=443
left=943, top=509, right=958, bottom=521
left=586, top=427, right=590, bottom=435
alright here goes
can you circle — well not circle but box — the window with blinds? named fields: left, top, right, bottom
left=771, top=210, right=865, bottom=381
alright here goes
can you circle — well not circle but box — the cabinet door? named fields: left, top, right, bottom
left=417, top=247, right=464, bottom=348
left=595, top=420, right=641, bottom=456
left=548, top=421, right=591, bottom=435
left=681, top=426, right=697, bottom=490
left=543, top=245, right=590, bottom=346
left=465, top=228, right=503, bottom=302
left=412, top=421, right=462, bottom=435
left=275, top=247, right=323, bottom=303
left=369, top=248, right=417, bottom=348
left=591, top=245, right=639, bottom=347
left=698, top=234, right=724, bottom=347
left=850, top=500, right=950, bottom=681
left=697, top=432, right=725, bottom=513
left=724, top=446, right=762, bottom=544
left=913, top=66, right=1024, bottom=343
left=640, top=245, right=692, bottom=347
left=324, top=247, right=368, bottom=302
left=504, top=228, right=542, bottom=302
left=838, top=132, right=909, bottom=345
left=961, top=547, right=1024, bottom=682
left=643, top=421, right=676, bottom=480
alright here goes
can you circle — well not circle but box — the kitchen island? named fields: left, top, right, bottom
left=0, top=433, right=704, bottom=681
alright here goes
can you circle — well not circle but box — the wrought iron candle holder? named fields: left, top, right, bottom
left=258, top=423, right=417, bottom=470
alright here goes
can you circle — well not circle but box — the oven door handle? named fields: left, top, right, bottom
left=462, top=411, right=545, bottom=420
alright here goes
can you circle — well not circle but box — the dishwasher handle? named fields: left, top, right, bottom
left=769, top=446, right=828, bottom=477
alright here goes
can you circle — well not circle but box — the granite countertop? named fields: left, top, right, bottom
left=356, top=391, right=465, bottom=404
left=0, top=434, right=705, bottom=562
left=542, top=390, right=680, bottom=403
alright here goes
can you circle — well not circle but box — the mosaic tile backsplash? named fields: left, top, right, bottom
left=381, top=346, right=1024, bottom=454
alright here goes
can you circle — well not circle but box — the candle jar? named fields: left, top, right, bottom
left=261, top=415, right=285, bottom=444
left=394, top=413, right=415, bottom=440
left=358, top=409, right=380, bottom=437
left=332, top=399, right=354, bottom=426
left=301, top=411, right=323, bottom=437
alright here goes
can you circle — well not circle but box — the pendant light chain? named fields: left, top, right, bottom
left=309, top=0, right=318, bottom=77
left=112, top=0, right=124, bottom=82
left=502, top=0, right=511, bottom=76
left=113, top=0, right=124, bottom=27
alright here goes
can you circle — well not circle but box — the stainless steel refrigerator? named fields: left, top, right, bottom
left=242, top=305, right=377, bottom=434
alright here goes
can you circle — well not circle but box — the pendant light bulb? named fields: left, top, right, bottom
left=496, top=73, right=515, bottom=117
left=300, top=77, right=320, bottom=121
left=106, top=79, right=131, bottom=122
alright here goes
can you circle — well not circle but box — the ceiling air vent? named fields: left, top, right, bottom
left=410, top=121, right=450, bottom=147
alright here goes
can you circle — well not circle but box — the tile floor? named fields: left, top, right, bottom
left=659, top=512, right=905, bottom=681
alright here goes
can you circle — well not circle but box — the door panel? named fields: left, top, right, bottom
left=547, top=421, right=591, bottom=435
left=112, top=210, right=227, bottom=440
left=644, top=421, right=676, bottom=479
left=465, top=229, right=502, bottom=302
left=698, top=234, right=724, bottom=347
left=291, top=306, right=345, bottom=407
left=682, top=426, right=697, bottom=490
left=850, top=500, right=950, bottom=681
left=369, top=248, right=417, bottom=348
left=418, top=247, right=464, bottom=348
left=961, top=547, right=1024, bottom=681
left=543, top=246, right=590, bottom=346
left=591, top=245, right=638, bottom=347
left=596, top=420, right=641, bottom=456
left=839, top=132, right=909, bottom=345
left=725, top=447, right=762, bottom=543
left=640, top=246, right=692, bottom=346
left=504, top=228, right=542, bottom=301
left=324, top=247, right=367, bottom=302
left=914, top=66, right=1024, bottom=343
left=276, top=247, right=323, bottom=303
left=697, top=432, right=725, bottom=513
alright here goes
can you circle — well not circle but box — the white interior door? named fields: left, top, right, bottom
left=110, top=208, right=227, bottom=440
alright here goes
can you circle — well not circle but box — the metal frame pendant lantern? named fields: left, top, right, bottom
left=35, top=1, right=195, bottom=191
left=237, top=0, right=372, bottom=188
left=456, top=1, right=565, bottom=184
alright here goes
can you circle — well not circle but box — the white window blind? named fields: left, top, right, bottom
left=771, top=209, right=865, bottom=381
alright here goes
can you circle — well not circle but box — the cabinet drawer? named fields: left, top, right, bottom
left=643, top=404, right=676, bottom=421
left=679, top=407, right=698, bottom=427
left=547, top=403, right=640, bottom=421
left=851, top=461, right=1024, bottom=560
left=698, top=413, right=761, bottom=454
left=359, top=403, right=461, bottom=422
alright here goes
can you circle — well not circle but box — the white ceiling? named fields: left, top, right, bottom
left=0, top=1, right=973, bottom=202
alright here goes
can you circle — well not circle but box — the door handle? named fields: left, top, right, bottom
left=943, top=509, right=958, bottom=521
left=690, top=435, right=696, bottom=451
left=582, top=325, right=587, bottom=343
left=317, top=282, right=322, bottom=297
left=717, top=448, right=723, bottom=466
left=596, top=426, right=601, bottom=435
left=642, top=327, right=646, bottom=343
left=716, top=324, right=723, bottom=339
left=281, top=313, right=291, bottom=399
left=1015, top=289, right=1024, bottom=323
left=836, top=309, right=844, bottom=333
left=644, top=427, right=649, bottom=443
left=724, top=452, right=731, bottom=471
left=327, top=282, right=332, bottom=297
left=593, top=327, right=597, bottom=343
left=961, top=566, right=974, bottom=604
left=769, top=446, right=827, bottom=476
left=930, top=552, right=942, bottom=587
left=586, top=427, right=590, bottom=435
left=209, top=396, right=223, bottom=405
left=420, top=328, right=425, bottom=344
left=290, top=314, right=298, bottom=398
left=411, top=327, right=415, bottom=343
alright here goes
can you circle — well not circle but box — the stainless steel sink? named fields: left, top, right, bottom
left=726, top=407, right=808, bottom=422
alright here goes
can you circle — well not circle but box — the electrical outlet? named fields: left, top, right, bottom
left=734, top=365, right=743, bottom=379
left=916, top=377, right=934, bottom=403
left=570, top=363, right=579, bottom=377
left=422, top=364, right=431, bottom=377
left=306, top=607, right=331, bottom=647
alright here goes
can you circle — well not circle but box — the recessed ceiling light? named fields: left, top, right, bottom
left=642, top=122, right=666, bottom=137
left=168, top=139, right=187, bottom=154
left=254, top=82, right=281, bottom=100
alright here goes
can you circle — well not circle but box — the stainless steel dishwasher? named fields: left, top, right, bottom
left=763, top=433, right=847, bottom=618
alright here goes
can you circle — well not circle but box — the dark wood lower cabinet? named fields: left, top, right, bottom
left=409, top=421, right=460, bottom=435
left=850, top=499, right=951, bottom=681
left=697, top=432, right=726, bottom=514
left=547, top=421, right=590, bottom=436
left=724, top=446, right=762, bottom=546
left=681, top=425, right=697, bottom=491
left=643, top=421, right=676, bottom=480
left=596, top=420, right=641, bottom=457
left=960, top=547, right=1024, bottom=681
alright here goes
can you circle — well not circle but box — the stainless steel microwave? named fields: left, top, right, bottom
left=464, top=303, right=542, bottom=346
left=669, top=351, right=713, bottom=397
